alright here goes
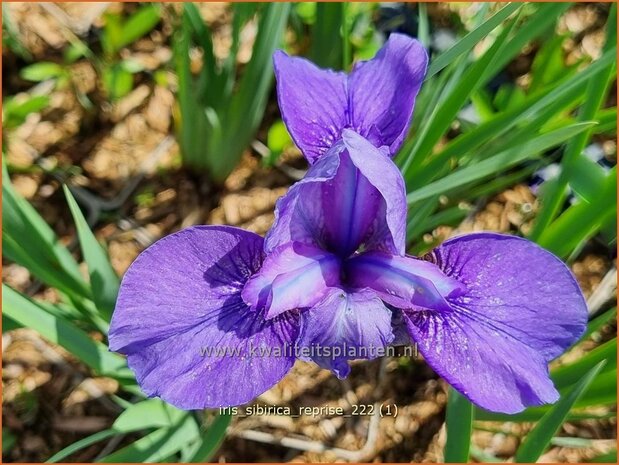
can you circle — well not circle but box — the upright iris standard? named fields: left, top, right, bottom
left=109, top=34, right=587, bottom=414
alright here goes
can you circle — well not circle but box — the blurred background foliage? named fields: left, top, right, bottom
left=2, top=2, right=617, bottom=463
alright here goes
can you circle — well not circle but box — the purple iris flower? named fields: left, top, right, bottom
left=273, top=33, right=427, bottom=162
left=108, top=34, right=587, bottom=414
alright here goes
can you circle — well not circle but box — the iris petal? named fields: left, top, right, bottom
left=402, top=233, right=587, bottom=413
left=403, top=309, right=559, bottom=414
left=321, top=146, right=382, bottom=256
left=274, top=33, right=427, bottom=163
left=348, top=33, right=428, bottom=154
left=241, top=241, right=341, bottom=318
left=345, top=251, right=465, bottom=312
left=265, top=131, right=406, bottom=257
left=297, top=288, right=394, bottom=378
left=273, top=50, right=347, bottom=164
left=340, top=130, right=407, bottom=254
left=109, top=226, right=299, bottom=409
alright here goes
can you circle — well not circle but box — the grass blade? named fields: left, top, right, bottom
left=410, top=44, right=615, bottom=187
left=579, top=307, right=617, bottom=344
left=98, top=414, right=199, bottom=463
left=550, top=338, right=617, bottom=390
left=184, top=3, right=217, bottom=99
left=221, top=3, right=290, bottom=181
left=572, top=369, right=616, bottom=408
left=514, top=361, right=607, bottom=462
left=403, top=10, right=521, bottom=175
left=47, top=429, right=117, bottom=463
left=112, top=399, right=186, bottom=433
left=112, top=4, right=160, bottom=54
left=444, top=387, right=473, bottom=463
left=552, top=339, right=616, bottom=390
left=2, top=285, right=130, bottom=378
left=568, top=155, right=610, bottom=203
left=537, top=166, right=616, bottom=258
left=417, top=3, right=430, bottom=49
left=64, top=185, right=119, bottom=321
left=406, top=122, right=595, bottom=204
left=310, top=2, right=344, bottom=69
left=174, top=9, right=210, bottom=169
left=2, top=161, right=90, bottom=299
left=484, top=2, right=572, bottom=78
left=475, top=408, right=616, bottom=423
left=591, top=450, right=617, bottom=463
left=187, top=414, right=231, bottom=463
left=426, top=3, right=521, bottom=79
left=529, top=54, right=616, bottom=239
